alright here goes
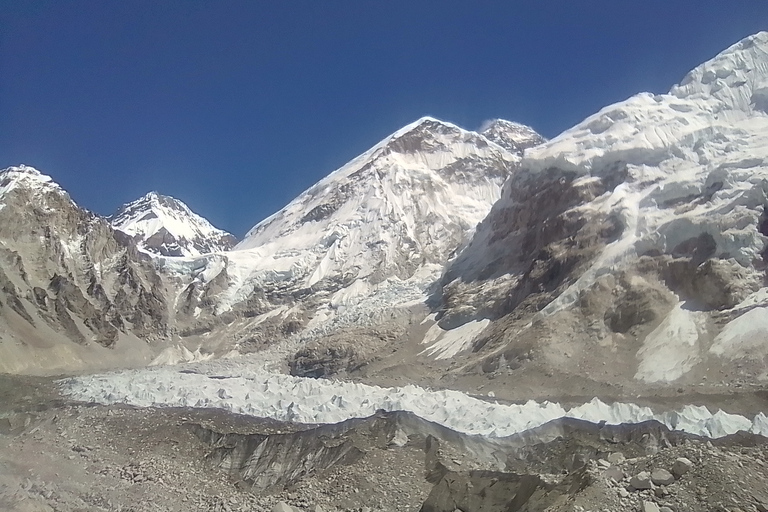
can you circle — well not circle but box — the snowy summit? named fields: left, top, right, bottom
left=110, top=191, right=236, bottom=257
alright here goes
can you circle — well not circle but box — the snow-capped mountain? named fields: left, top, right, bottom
left=6, top=32, right=768, bottom=392
left=174, top=116, right=543, bottom=356
left=479, top=119, right=546, bottom=155
left=0, top=165, right=171, bottom=373
left=110, top=192, right=236, bottom=257
left=435, top=31, right=768, bottom=387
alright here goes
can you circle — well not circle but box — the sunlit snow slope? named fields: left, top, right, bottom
left=176, top=117, right=543, bottom=350
left=437, top=32, right=768, bottom=384
left=111, top=192, right=236, bottom=257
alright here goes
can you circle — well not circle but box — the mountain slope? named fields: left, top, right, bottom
left=172, top=117, right=544, bottom=359
left=432, top=31, right=768, bottom=388
left=0, top=165, right=172, bottom=373
left=479, top=119, right=546, bottom=154
left=110, top=192, right=236, bottom=257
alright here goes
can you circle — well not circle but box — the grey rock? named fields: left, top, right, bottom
left=603, top=465, right=625, bottom=482
left=630, top=471, right=653, bottom=490
left=271, top=502, right=296, bottom=512
left=643, top=501, right=660, bottom=512
left=651, top=468, right=675, bottom=486
left=607, top=452, right=626, bottom=464
left=671, top=457, right=693, bottom=477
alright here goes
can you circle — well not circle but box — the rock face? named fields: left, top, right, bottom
left=431, top=31, right=768, bottom=387
left=110, top=191, right=236, bottom=257
left=0, top=166, right=171, bottom=373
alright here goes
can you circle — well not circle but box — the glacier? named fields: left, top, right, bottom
left=61, top=360, right=768, bottom=439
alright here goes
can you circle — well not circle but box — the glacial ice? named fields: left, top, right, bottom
left=61, top=362, right=768, bottom=439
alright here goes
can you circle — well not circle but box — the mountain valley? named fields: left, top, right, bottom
left=2, top=31, right=768, bottom=512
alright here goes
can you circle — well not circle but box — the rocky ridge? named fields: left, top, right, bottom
left=0, top=115, right=546, bottom=372
left=0, top=165, right=173, bottom=373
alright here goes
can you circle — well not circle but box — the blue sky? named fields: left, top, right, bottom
left=1, top=1, right=767, bottom=237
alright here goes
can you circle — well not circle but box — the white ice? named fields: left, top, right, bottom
left=61, top=362, right=768, bottom=439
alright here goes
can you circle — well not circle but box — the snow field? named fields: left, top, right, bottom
left=61, top=363, right=768, bottom=439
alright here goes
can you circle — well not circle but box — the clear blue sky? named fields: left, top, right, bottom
left=2, top=1, right=767, bottom=237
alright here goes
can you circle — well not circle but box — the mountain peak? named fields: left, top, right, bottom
left=110, top=191, right=236, bottom=257
left=670, top=31, right=768, bottom=113
left=479, top=119, right=546, bottom=155
left=0, top=164, right=68, bottom=201
left=384, top=116, right=463, bottom=144
left=1, top=164, right=54, bottom=187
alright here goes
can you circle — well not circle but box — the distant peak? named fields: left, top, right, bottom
left=0, top=164, right=60, bottom=196
left=390, top=116, right=462, bottom=139
left=1, top=164, right=48, bottom=180
left=384, top=117, right=467, bottom=146
left=479, top=118, right=529, bottom=132
left=478, top=119, right=546, bottom=154
left=110, top=190, right=236, bottom=257
left=139, top=190, right=171, bottom=202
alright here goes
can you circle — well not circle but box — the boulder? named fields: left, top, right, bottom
left=671, top=457, right=693, bottom=478
left=607, top=452, right=626, bottom=464
left=603, top=466, right=625, bottom=482
left=643, top=501, right=661, bottom=512
left=272, top=502, right=297, bottom=512
left=651, top=468, right=675, bottom=486
left=630, top=471, right=653, bottom=490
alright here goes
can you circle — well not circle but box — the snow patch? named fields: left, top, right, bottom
left=710, top=307, right=768, bottom=359
left=635, top=303, right=705, bottom=382
left=420, top=319, right=491, bottom=359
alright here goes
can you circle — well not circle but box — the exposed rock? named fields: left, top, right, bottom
left=643, top=501, right=661, bottom=512
left=0, top=166, right=171, bottom=373
left=607, top=452, right=626, bottom=464
left=272, top=502, right=297, bottom=512
left=630, top=471, right=653, bottom=490
left=651, top=468, right=675, bottom=486
left=671, top=457, right=694, bottom=478
left=603, top=466, right=625, bottom=482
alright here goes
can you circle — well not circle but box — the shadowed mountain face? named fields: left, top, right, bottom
left=427, top=32, right=768, bottom=389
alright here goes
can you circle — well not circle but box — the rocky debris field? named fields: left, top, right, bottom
left=0, top=373, right=767, bottom=512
